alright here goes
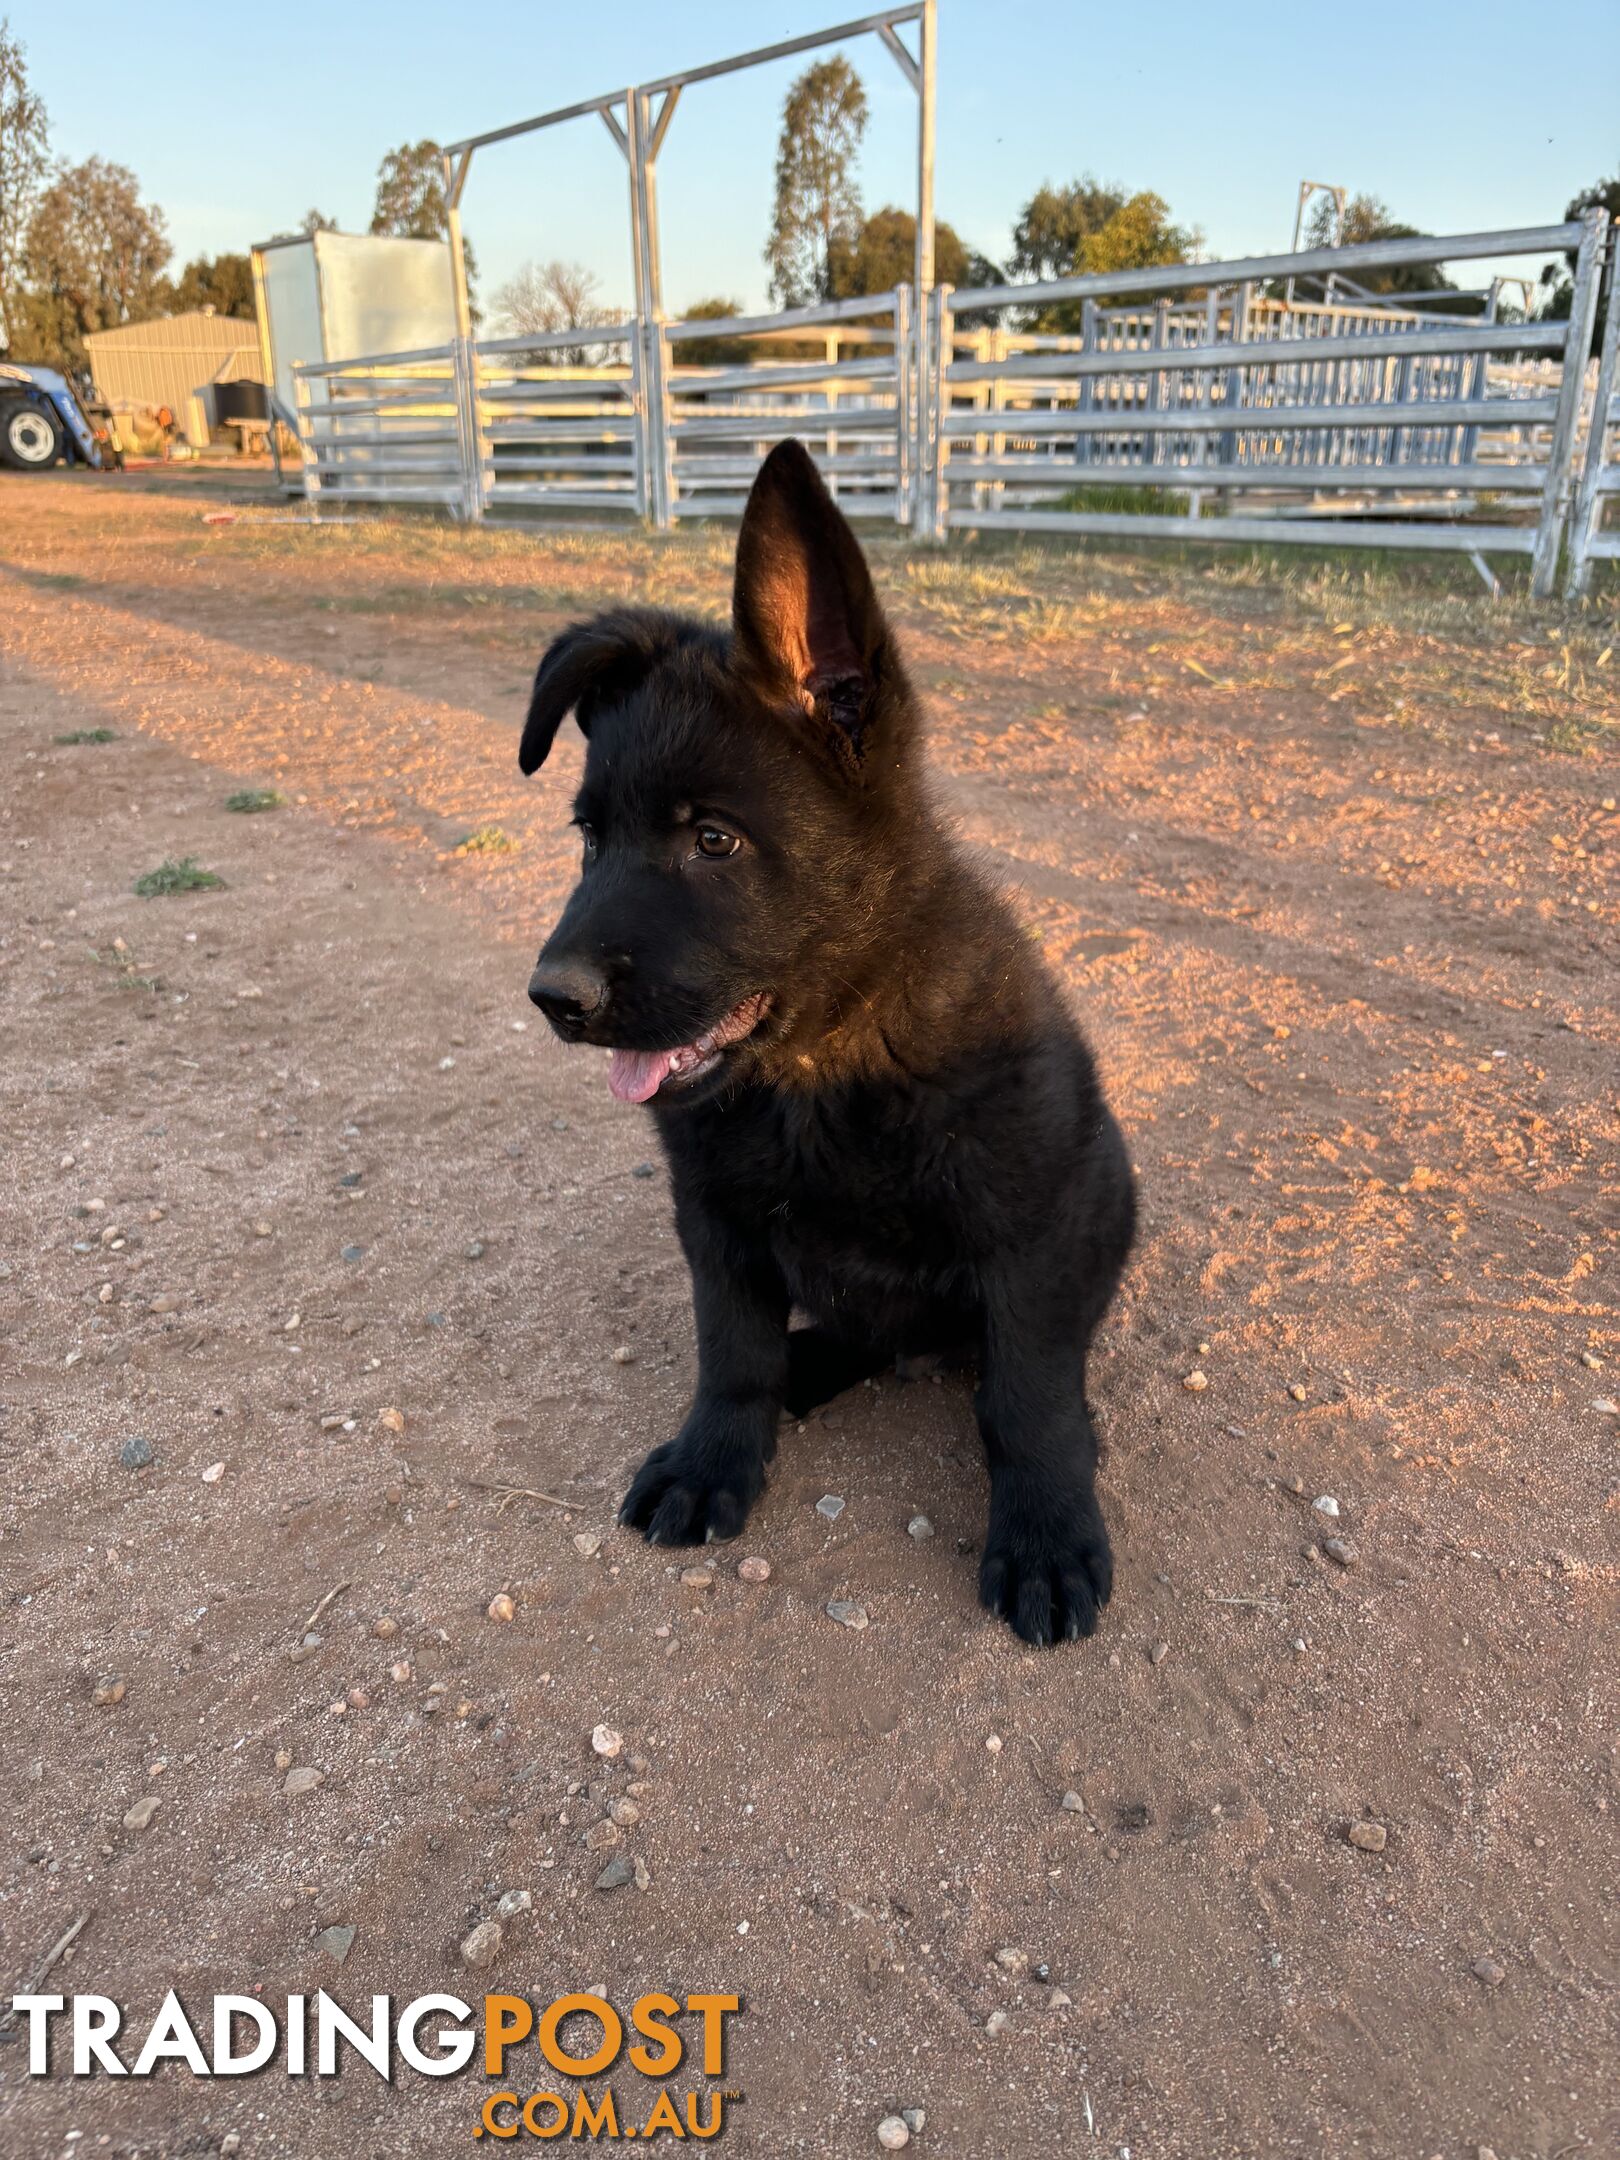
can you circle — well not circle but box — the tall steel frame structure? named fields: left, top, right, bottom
left=436, top=4, right=937, bottom=361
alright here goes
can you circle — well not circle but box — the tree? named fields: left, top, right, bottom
left=170, top=250, right=254, bottom=318
left=1302, top=192, right=1455, bottom=299
left=672, top=298, right=751, bottom=367
left=1009, top=178, right=1128, bottom=284
left=765, top=57, right=867, bottom=307
left=23, top=156, right=171, bottom=367
left=826, top=205, right=997, bottom=298
left=492, top=259, right=619, bottom=363
left=1537, top=174, right=1620, bottom=354
left=300, top=208, right=337, bottom=236
left=0, top=14, right=49, bottom=317
left=370, top=138, right=477, bottom=313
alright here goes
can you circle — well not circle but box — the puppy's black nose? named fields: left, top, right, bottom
left=528, top=956, right=607, bottom=1030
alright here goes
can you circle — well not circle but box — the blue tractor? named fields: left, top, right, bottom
left=0, top=362, right=118, bottom=472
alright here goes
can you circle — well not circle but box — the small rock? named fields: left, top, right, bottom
left=150, top=1293, right=180, bottom=1314
left=591, top=1724, right=624, bottom=1758
left=496, top=1889, right=533, bottom=1919
left=1347, top=1821, right=1388, bottom=1853
left=465, top=1240, right=486, bottom=1260
left=316, top=1924, right=356, bottom=1965
left=378, top=1408, right=405, bottom=1434
left=985, top=2009, right=1010, bottom=2037
left=1323, top=1537, right=1357, bottom=1567
left=631, top=1161, right=655, bottom=1179
left=1579, top=1350, right=1600, bottom=1371
left=120, top=1435, right=155, bottom=1471
left=390, top=1660, right=412, bottom=1684
left=123, top=1795, right=161, bottom=1831
left=585, top=1819, right=622, bottom=1853
left=487, top=1592, right=516, bottom=1622
left=877, top=2119, right=910, bottom=2152
left=283, top=1767, right=325, bottom=1797
left=632, top=1856, right=651, bottom=1891
left=1060, top=1790, right=1084, bottom=1813
left=1288, top=1383, right=1307, bottom=1402
left=1149, top=1640, right=1170, bottom=1666
left=1312, top=1494, right=1340, bottom=1518
left=985, top=1734, right=1003, bottom=1754
left=609, top=1797, right=641, bottom=1827
left=92, top=1678, right=126, bottom=1707
left=1182, top=1370, right=1208, bottom=1392
left=1049, top=1988, right=1072, bottom=2009
left=341, top=1244, right=365, bottom=1264
left=573, top=1532, right=603, bottom=1559
left=738, top=1555, right=771, bottom=1582
left=816, top=1494, right=846, bottom=1520
left=201, top=1461, right=225, bottom=1484
left=274, top=1748, right=293, bottom=1772
left=826, top=1599, right=868, bottom=1631
left=906, top=1515, right=935, bottom=1541
left=994, top=1946, right=1028, bottom=1976
left=1592, top=1397, right=1618, bottom=1417
left=372, top=1616, right=399, bottom=1639
left=460, top=1920, right=503, bottom=1969
left=901, top=2110, right=925, bottom=2135
left=679, top=1566, right=713, bottom=1589
left=610, top=1345, right=635, bottom=1365
left=1471, top=1955, right=1506, bottom=1988
left=595, top=1855, right=635, bottom=1892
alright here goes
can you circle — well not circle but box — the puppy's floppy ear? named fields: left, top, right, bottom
left=732, top=440, right=892, bottom=758
left=519, top=607, right=698, bottom=776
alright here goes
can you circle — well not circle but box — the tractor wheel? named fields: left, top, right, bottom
left=0, top=399, right=64, bottom=471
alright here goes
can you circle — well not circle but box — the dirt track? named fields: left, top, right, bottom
left=0, top=468, right=1616, bottom=2159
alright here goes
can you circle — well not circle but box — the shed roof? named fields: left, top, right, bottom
left=85, top=311, right=257, bottom=354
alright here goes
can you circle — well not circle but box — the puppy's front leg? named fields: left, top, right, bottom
left=974, top=1255, right=1115, bottom=1647
left=619, top=1203, right=789, bottom=1545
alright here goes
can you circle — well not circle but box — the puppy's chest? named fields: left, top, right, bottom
left=705, top=1098, right=965, bottom=1268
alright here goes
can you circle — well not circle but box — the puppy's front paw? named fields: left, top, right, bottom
left=618, top=1437, right=763, bottom=1546
left=979, top=1481, right=1113, bottom=1647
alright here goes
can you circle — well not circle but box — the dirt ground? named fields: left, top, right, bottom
left=0, top=467, right=1615, bottom=2160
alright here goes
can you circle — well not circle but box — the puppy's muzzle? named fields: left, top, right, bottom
left=528, top=955, right=608, bottom=1035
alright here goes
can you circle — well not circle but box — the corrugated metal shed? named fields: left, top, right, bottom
left=84, top=311, right=261, bottom=420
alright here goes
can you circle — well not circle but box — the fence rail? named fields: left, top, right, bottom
left=289, top=215, right=1615, bottom=595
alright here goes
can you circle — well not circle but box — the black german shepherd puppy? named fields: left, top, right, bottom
left=520, top=442, right=1134, bottom=1644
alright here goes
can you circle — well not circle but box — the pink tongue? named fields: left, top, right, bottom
left=608, top=1047, right=676, bottom=1104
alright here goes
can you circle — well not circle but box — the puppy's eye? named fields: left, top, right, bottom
left=695, top=827, right=740, bottom=860
left=577, top=822, right=598, bottom=862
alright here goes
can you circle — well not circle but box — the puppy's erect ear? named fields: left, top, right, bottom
left=518, top=607, right=698, bottom=775
left=732, top=440, right=892, bottom=759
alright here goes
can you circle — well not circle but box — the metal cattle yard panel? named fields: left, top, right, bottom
left=921, top=215, right=1611, bottom=598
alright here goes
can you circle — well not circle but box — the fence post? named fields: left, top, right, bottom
left=1532, top=207, right=1608, bottom=597
left=293, top=366, right=321, bottom=521
left=453, top=334, right=485, bottom=522
left=918, top=282, right=950, bottom=541
left=643, top=316, right=674, bottom=531
left=893, top=283, right=912, bottom=526
left=1567, top=226, right=1620, bottom=596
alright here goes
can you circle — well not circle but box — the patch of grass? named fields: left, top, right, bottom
left=134, top=856, right=224, bottom=897
left=224, top=788, right=285, bottom=813
left=454, top=824, right=519, bottom=856
left=1054, top=483, right=1193, bottom=517
left=54, top=727, right=118, bottom=745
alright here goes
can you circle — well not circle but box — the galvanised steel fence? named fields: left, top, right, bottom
left=1568, top=245, right=1620, bottom=595
left=291, top=214, right=1614, bottom=597
left=918, top=215, right=1611, bottom=598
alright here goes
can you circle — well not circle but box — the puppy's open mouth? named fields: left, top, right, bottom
left=606, top=992, right=772, bottom=1104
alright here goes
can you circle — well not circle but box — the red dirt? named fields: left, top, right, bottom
left=0, top=469, right=1615, bottom=2159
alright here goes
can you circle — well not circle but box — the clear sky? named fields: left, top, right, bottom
left=18, top=1, right=1617, bottom=312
